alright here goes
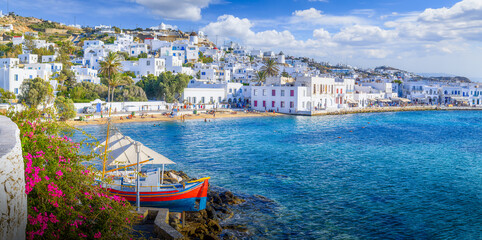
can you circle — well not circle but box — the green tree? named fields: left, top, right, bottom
left=113, top=26, right=122, bottom=33
left=99, top=52, right=123, bottom=102
left=255, top=71, right=267, bottom=84
left=18, top=77, right=54, bottom=108
left=281, top=71, right=290, bottom=78
left=0, top=88, right=16, bottom=103
left=136, top=72, right=191, bottom=102
left=202, top=56, right=213, bottom=63
left=112, top=85, right=147, bottom=102
left=261, top=58, right=280, bottom=77
left=107, top=73, right=128, bottom=103
left=54, top=96, right=76, bottom=120
left=138, top=52, right=148, bottom=58
left=32, top=47, right=56, bottom=59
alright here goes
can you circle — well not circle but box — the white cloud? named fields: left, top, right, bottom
left=292, top=8, right=364, bottom=26
left=385, top=0, right=482, bottom=41
left=333, top=25, right=397, bottom=45
left=313, top=28, right=330, bottom=39
left=149, top=23, right=178, bottom=30
left=201, top=15, right=254, bottom=41
left=201, top=1, right=482, bottom=78
left=133, top=0, right=212, bottom=21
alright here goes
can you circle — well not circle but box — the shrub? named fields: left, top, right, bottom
left=54, top=96, right=76, bottom=121
left=5, top=107, right=138, bottom=239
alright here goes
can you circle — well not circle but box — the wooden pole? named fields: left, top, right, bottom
left=182, top=211, right=185, bottom=227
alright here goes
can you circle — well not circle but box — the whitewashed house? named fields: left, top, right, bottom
left=121, top=58, right=165, bottom=80
left=71, top=66, right=101, bottom=84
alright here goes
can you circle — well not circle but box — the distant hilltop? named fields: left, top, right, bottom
left=0, top=13, right=82, bottom=34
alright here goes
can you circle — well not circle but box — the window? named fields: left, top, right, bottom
left=193, top=97, right=197, bottom=103
left=290, top=90, right=294, bottom=96
left=341, top=89, right=343, bottom=94
left=253, top=89, right=258, bottom=96
left=281, top=101, right=285, bottom=108
left=229, top=89, right=232, bottom=93
left=210, top=97, right=214, bottom=103
left=254, top=100, right=258, bottom=107
left=147, top=61, right=150, bottom=66
left=201, top=97, right=205, bottom=103
left=290, top=101, right=294, bottom=108
left=313, top=84, right=316, bottom=94
left=337, top=89, right=339, bottom=94
left=281, top=90, right=285, bottom=96
left=262, top=101, right=266, bottom=107
left=272, top=90, right=276, bottom=96
left=14, top=88, right=18, bottom=94
left=263, top=89, right=267, bottom=96
left=14, top=74, right=19, bottom=81
left=272, top=101, right=275, bottom=107
left=202, top=72, right=206, bottom=75
left=218, top=97, right=222, bottom=103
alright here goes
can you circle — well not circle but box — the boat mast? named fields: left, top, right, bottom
left=102, top=105, right=113, bottom=178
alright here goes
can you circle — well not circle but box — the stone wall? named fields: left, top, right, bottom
left=0, top=116, right=26, bottom=240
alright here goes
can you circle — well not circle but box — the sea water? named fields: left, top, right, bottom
left=77, top=111, right=482, bottom=239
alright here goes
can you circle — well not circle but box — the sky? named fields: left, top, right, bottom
left=4, top=0, right=482, bottom=81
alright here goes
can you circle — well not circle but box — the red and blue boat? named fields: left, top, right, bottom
left=104, top=175, right=210, bottom=212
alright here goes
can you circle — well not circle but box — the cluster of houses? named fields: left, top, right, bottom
left=0, top=25, right=481, bottom=114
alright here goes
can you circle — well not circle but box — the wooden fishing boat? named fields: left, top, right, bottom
left=104, top=172, right=209, bottom=212
left=98, top=117, right=210, bottom=212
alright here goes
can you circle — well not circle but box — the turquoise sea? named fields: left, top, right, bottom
left=77, top=110, right=482, bottom=239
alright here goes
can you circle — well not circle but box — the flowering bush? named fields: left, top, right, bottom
left=6, top=107, right=138, bottom=239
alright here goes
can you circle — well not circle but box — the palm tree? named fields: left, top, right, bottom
left=255, top=71, right=267, bottom=84
left=99, top=52, right=123, bottom=102
left=261, top=59, right=279, bottom=77
left=108, top=73, right=128, bottom=102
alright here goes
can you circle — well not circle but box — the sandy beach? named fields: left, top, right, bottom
left=67, top=111, right=284, bottom=126
left=66, top=106, right=482, bottom=127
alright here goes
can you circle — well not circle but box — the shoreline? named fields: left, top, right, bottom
left=67, top=106, right=482, bottom=127
left=67, top=111, right=285, bottom=126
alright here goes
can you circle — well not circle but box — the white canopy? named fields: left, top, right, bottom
left=91, top=99, right=105, bottom=104
left=97, top=132, right=175, bottom=166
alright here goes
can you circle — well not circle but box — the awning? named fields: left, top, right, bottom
left=392, top=97, right=411, bottom=102
left=97, top=132, right=175, bottom=166
left=451, top=97, right=469, bottom=102
left=346, top=99, right=358, bottom=104
left=378, top=99, right=392, bottom=103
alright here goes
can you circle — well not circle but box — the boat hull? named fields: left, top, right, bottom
left=106, top=179, right=209, bottom=212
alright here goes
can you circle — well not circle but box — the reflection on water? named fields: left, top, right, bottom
left=77, top=111, right=482, bottom=239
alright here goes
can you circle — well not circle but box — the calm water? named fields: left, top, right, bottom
left=77, top=111, right=482, bottom=239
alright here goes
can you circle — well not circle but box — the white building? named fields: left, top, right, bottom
left=0, top=61, right=61, bottom=96
left=0, top=24, right=13, bottom=32
left=12, top=36, right=24, bottom=45
left=250, top=76, right=359, bottom=114
left=83, top=40, right=104, bottom=50
left=42, top=55, right=57, bottom=63
left=18, top=54, right=38, bottom=64
left=121, top=58, right=165, bottom=80
left=71, top=66, right=101, bottom=84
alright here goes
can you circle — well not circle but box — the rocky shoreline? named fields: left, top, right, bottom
left=165, top=171, right=257, bottom=240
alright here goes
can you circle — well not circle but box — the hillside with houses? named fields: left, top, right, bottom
left=0, top=13, right=481, bottom=116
